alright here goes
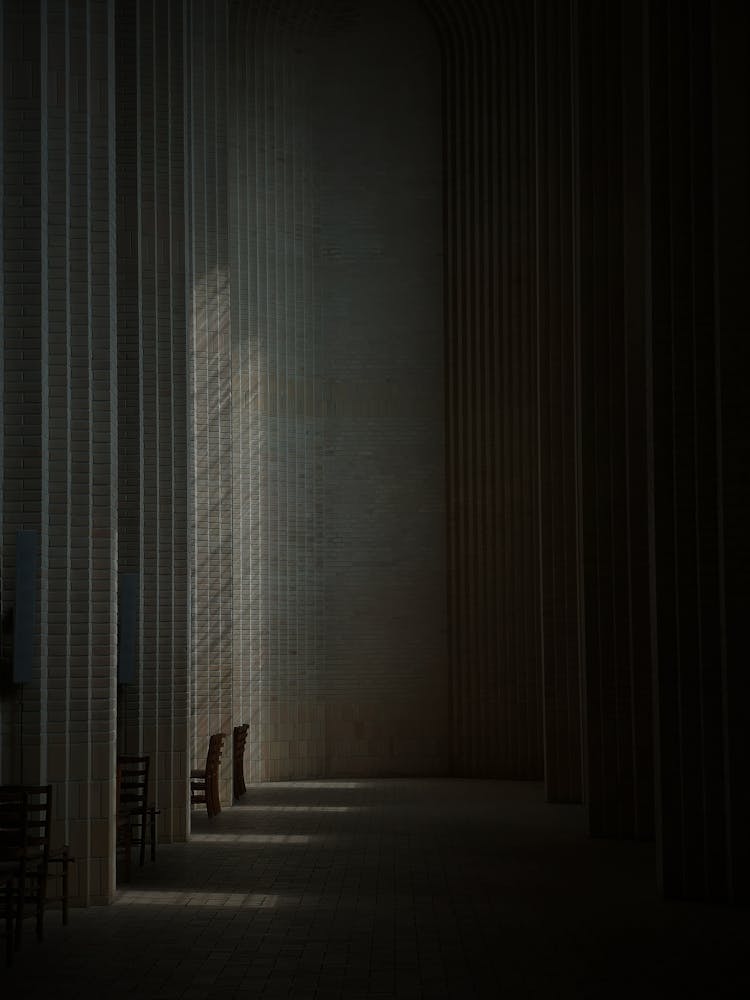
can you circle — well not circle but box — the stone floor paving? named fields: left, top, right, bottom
left=3, top=779, right=749, bottom=998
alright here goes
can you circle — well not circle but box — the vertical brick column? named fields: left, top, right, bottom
left=309, top=0, right=447, bottom=777
left=46, top=0, right=72, bottom=852
left=424, top=0, right=544, bottom=778
left=187, top=0, right=234, bottom=804
left=116, top=0, right=189, bottom=844
left=88, top=0, right=118, bottom=899
left=534, top=0, right=584, bottom=804
left=576, top=0, right=654, bottom=840
left=0, top=1, right=6, bottom=772
left=648, top=0, right=747, bottom=900
left=713, top=0, right=750, bottom=904
left=1, top=0, right=118, bottom=903
left=2, top=0, right=45, bottom=788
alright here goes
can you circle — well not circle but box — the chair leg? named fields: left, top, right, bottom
left=36, top=873, right=46, bottom=942
left=139, top=816, right=146, bottom=868
left=4, top=879, right=14, bottom=968
left=14, top=870, right=25, bottom=950
left=212, top=771, right=221, bottom=817
left=61, top=853, right=70, bottom=926
left=149, top=808, right=157, bottom=862
left=120, top=825, right=132, bottom=884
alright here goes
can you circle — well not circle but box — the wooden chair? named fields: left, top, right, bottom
left=0, top=787, right=28, bottom=965
left=232, top=724, right=249, bottom=800
left=0, top=785, right=51, bottom=951
left=117, top=755, right=160, bottom=867
left=0, top=785, right=72, bottom=948
left=190, top=733, right=225, bottom=818
left=16, top=785, right=51, bottom=945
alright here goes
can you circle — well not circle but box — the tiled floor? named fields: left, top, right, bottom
left=4, top=779, right=749, bottom=998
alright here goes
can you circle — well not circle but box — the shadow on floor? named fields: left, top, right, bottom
left=4, top=779, right=749, bottom=998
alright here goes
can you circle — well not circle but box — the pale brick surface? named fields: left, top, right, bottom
left=0, top=0, right=118, bottom=903
left=187, top=0, right=447, bottom=788
left=187, top=0, right=235, bottom=805
left=0, top=0, right=189, bottom=904
left=116, top=0, right=190, bottom=846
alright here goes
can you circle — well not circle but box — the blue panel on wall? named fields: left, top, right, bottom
left=118, top=573, right=138, bottom=685
left=13, top=530, right=39, bottom=684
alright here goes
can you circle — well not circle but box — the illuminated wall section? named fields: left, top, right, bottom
left=186, top=0, right=234, bottom=803
left=227, top=0, right=324, bottom=782
left=189, top=0, right=448, bottom=785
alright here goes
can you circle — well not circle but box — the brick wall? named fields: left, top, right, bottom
left=187, top=0, right=234, bottom=803
left=189, top=0, right=449, bottom=786
left=115, top=0, right=190, bottom=846
left=0, top=0, right=118, bottom=903
left=0, top=0, right=189, bottom=902
left=308, top=0, right=448, bottom=776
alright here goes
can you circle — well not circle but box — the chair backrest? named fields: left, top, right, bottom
left=233, top=724, right=249, bottom=753
left=232, top=725, right=248, bottom=771
left=0, top=787, right=29, bottom=865
left=232, top=724, right=249, bottom=798
left=205, top=733, right=225, bottom=774
left=0, top=785, right=50, bottom=865
left=117, top=755, right=149, bottom=820
left=24, top=786, right=51, bottom=864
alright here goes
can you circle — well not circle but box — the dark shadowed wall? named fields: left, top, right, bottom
left=424, top=0, right=749, bottom=900
left=425, top=0, right=546, bottom=781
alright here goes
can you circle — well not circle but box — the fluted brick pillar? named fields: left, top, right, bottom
left=115, top=0, right=189, bottom=846
left=1, top=0, right=118, bottom=904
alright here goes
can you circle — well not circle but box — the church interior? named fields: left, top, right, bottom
left=1, top=0, right=748, bottom=994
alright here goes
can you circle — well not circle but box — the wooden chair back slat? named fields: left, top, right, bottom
left=116, top=755, right=155, bottom=869
left=232, top=724, right=249, bottom=800
left=0, top=788, right=27, bottom=966
left=190, top=733, right=225, bottom=818
left=0, top=789, right=28, bottom=864
left=0, top=785, right=52, bottom=953
left=0, top=787, right=50, bottom=863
